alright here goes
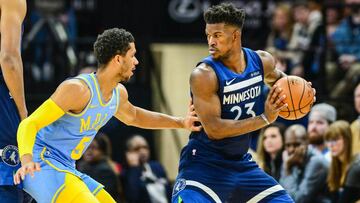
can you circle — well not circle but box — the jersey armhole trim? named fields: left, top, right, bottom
left=90, top=74, right=115, bottom=107
left=252, top=51, right=265, bottom=78
left=115, top=85, right=120, bottom=113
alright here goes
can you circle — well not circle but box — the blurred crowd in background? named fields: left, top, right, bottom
left=22, top=0, right=360, bottom=202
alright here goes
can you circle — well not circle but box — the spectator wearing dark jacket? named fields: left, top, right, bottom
left=121, top=135, right=171, bottom=203
left=280, top=124, right=330, bottom=203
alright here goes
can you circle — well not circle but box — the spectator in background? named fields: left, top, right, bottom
left=26, top=0, right=77, bottom=82
left=326, top=3, right=343, bottom=44
left=325, top=120, right=360, bottom=203
left=287, top=2, right=312, bottom=77
left=121, top=135, right=171, bottom=203
left=77, top=52, right=97, bottom=74
left=256, top=122, right=286, bottom=181
left=266, top=3, right=294, bottom=74
left=287, top=1, right=323, bottom=82
left=326, top=2, right=344, bottom=92
left=307, top=103, right=337, bottom=162
left=229, top=0, right=276, bottom=50
left=330, top=0, right=360, bottom=99
left=352, top=83, right=360, bottom=155
left=77, top=132, right=122, bottom=202
left=280, top=124, right=330, bottom=203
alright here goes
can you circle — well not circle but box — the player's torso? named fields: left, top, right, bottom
left=191, top=48, right=265, bottom=157
left=33, top=73, right=120, bottom=167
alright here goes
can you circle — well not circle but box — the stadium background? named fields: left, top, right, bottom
left=21, top=0, right=359, bottom=181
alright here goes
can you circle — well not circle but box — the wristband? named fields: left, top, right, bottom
left=260, top=114, right=270, bottom=125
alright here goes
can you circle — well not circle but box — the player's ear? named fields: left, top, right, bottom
left=233, top=30, right=240, bottom=41
left=115, top=54, right=123, bottom=65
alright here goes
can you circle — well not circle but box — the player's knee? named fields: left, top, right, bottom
left=95, top=189, right=116, bottom=203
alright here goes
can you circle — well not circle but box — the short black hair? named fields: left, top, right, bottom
left=125, top=134, right=148, bottom=151
left=204, top=3, right=245, bottom=29
left=93, top=28, right=135, bottom=66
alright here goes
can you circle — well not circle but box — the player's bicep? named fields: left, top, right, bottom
left=0, top=1, right=26, bottom=55
left=192, top=91, right=221, bottom=127
left=190, top=66, right=221, bottom=129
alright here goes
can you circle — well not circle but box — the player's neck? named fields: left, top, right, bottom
left=222, top=48, right=246, bottom=73
left=95, top=70, right=117, bottom=101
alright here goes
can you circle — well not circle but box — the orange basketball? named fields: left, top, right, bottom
left=275, top=76, right=315, bottom=120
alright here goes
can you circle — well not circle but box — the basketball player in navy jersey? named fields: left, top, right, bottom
left=172, top=3, right=314, bottom=202
left=0, top=0, right=29, bottom=202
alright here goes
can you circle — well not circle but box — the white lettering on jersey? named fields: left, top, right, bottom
left=223, top=85, right=261, bottom=105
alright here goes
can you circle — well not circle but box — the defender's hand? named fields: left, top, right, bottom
left=264, top=85, right=287, bottom=123
left=14, top=154, right=41, bottom=185
left=307, top=82, right=316, bottom=103
left=183, top=100, right=202, bottom=131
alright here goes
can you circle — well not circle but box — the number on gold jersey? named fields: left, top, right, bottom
left=71, top=136, right=92, bottom=160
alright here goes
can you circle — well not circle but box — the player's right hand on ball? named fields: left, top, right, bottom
left=14, top=154, right=41, bottom=185
left=264, top=84, right=288, bottom=123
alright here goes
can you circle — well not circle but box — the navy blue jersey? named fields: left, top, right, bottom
left=0, top=81, right=20, bottom=147
left=0, top=79, right=21, bottom=185
left=0, top=25, right=24, bottom=185
left=190, top=47, right=265, bottom=157
left=172, top=48, right=292, bottom=203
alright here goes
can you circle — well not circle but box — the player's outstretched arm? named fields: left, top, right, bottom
left=0, top=0, right=27, bottom=120
left=114, top=84, right=201, bottom=131
left=15, top=80, right=90, bottom=184
left=190, top=63, right=287, bottom=140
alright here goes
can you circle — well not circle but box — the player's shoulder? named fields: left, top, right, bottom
left=255, top=50, right=274, bottom=62
left=191, top=62, right=216, bottom=81
left=57, top=78, right=90, bottom=97
left=190, top=62, right=218, bottom=92
left=116, top=83, right=129, bottom=100
left=116, top=83, right=126, bottom=93
left=255, top=50, right=276, bottom=72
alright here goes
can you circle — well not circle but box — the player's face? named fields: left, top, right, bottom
left=205, top=23, right=237, bottom=60
left=354, top=85, right=360, bottom=114
left=263, top=127, right=283, bottom=155
left=119, top=42, right=139, bottom=82
left=326, top=136, right=345, bottom=157
left=307, top=112, right=329, bottom=145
